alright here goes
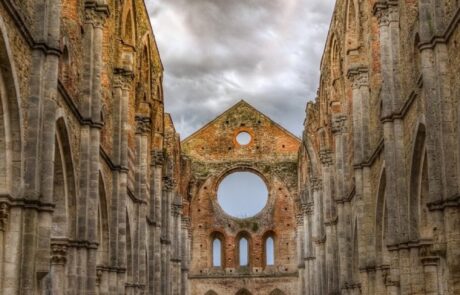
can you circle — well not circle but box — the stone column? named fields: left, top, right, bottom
left=0, top=202, right=8, bottom=292
left=50, top=242, right=68, bottom=294
left=295, top=206, right=305, bottom=295
left=319, top=148, right=339, bottom=294
left=135, top=114, right=151, bottom=294
left=421, top=256, right=441, bottom=295
left=149, top=149, right=164, bottom=295
left=78, top=3, right=109, bottom=295
left=18, top=0, right=62, bottom=292
left=418, top=2, right=460, bottom=291
left=171, top=200, right=182, bottom=295
left=181, top=216, right=191, bottom=295
left=311, top=178, right=325, bottom=295
left=161, top=176, right=173, bottom=295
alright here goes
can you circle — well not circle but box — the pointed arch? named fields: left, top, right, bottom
left=345, top=0, right=360, bottom=51
left=375, top=166, right=390, bottom=267
left=409, top=123, right=430, bottom=240
left=126, top=210, right=134, bottom=282
left=210, top=231, right=225, bottom=268
left=53, top=117, right=77, bottom=239
left=236, top=232, right=251, bottom=267
left=351, top=218, right=360, bottom=282
left=122, top=5, right=136, bottom=45
left=263, top=231, right=276, bottom=267
left=235, top=288, right=252, bottom=295
left=97, top=172, right=109, bottom=266
left=0, top=15, right=23, bottom=195
left=269, top=289, right=286, bottom=295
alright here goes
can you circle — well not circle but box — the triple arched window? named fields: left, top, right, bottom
left=211, top=231, right=276, bottom=268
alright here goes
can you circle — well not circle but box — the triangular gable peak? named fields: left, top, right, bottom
left=182, top=100, right=300, bottom=162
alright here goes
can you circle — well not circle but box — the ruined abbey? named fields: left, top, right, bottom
left=0, top=0, right=459, bottom=294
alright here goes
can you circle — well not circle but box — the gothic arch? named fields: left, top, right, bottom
left=269, top=288, right=286, bottom=295
left=235, top=288, right=252, bottom=295
left=52, top=117, right=77, bottom=239
left=121, top=0, right=136, bottom=46
left=236, top=231, right=251, bottom=267
left=262, top=231, right=276, bottom=267
left=210, top=231, right=225, bottom=268
left=0, top=15, right=23, bottom=195
left=351, top=218, right=360, bottom=283
left=126, top=210, right=134, bottom=282
left=409, top=123, right=431, bottom=240
left=97, top=172, right=110, bottom=266
left=344, top=0, right=360, bottom=50
left=375, top=166, right=390, bottom=266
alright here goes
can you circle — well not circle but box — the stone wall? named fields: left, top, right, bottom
left=0, top=0, right=186, bottom=294
left=182, top=101, right=300, bottom=295
left=297, top=0, right=460, bottom=294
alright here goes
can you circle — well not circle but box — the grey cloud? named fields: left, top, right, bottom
left=148, top=0, right=335, bottom=138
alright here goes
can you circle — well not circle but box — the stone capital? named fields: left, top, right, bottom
left=84, top=2, right=110, bottom=28
left=135, top=115, right=152, bottom=135
left=51, top=242, right=68, bottom=265
left=152, top=150, right=165, bottom=166
left=113, top=69, right=134, bottom=90
left=163, top=176, right=175, bottom=192
left=347, top=66, right=369, bottom=89
left=332, top=115, right=348, bottom=134
left=0, top=202, right=9, bottom=232
left=319, top=149, right=334, bottom=166
left=171, top=202, right=182, bottom=217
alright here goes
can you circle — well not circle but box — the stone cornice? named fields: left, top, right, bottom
left=418, top=6, right=460, bottom=51
left=353, top=138, right=384, bottom=169
left=427, top=195, right=460, bottom=211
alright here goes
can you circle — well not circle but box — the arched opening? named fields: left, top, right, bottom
left=376, top=168, right=391, bottom=266
left=97, top=173, right=109, bottom=266
left=123, top=10, right=135, bottom=45
left=211, top=232, right=224, bottom=268
left=45, top=118, right=77, bottom=294
left=217, top=171, right=268, bottom=218
left=236, top=233, right=250, bottom=267
left=409, top=124, right=431, bottom=240
left=205, top=290, right=218, bottom=295
left=269, top=289, right=286, bottom=295
left=263, top=232, right=275, bottom=266
left=235, top=288, right=252, bottom=295
left=126, top=211, right=133, bottom=283
left=51, top=132, right=68, bottom=238
left=345, top=0, right=359, bottom=50
left=351, top=220, right=360, bottom=283
left=0, top=17, right=22, bottom=196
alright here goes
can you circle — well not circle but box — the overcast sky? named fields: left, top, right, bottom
left=148, top=0, right=335, bottom=139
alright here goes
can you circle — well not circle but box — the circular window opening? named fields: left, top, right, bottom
left=217, top=172, right=268, bottom=218
left=236, top=132, right=252, bottom=145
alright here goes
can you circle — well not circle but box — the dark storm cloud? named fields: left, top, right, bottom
left=148, top=0, right=335, bottom=138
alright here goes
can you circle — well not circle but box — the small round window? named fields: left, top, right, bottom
left=217, top=172, right=268, bottom=218
left=236, top=132, right=252, bottom=145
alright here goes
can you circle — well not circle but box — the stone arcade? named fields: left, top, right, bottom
left=0, top=0, right=459, bottom=294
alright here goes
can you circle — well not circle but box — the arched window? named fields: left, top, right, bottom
left=236, top=289, right=252, bottom=295
left=211, top=232, right=225, bottom=268
left=239, top=237, right=249, bottom=267
left=212, top=238, right=222, bottom=267
left=265, top=236, right=275, bottom=266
